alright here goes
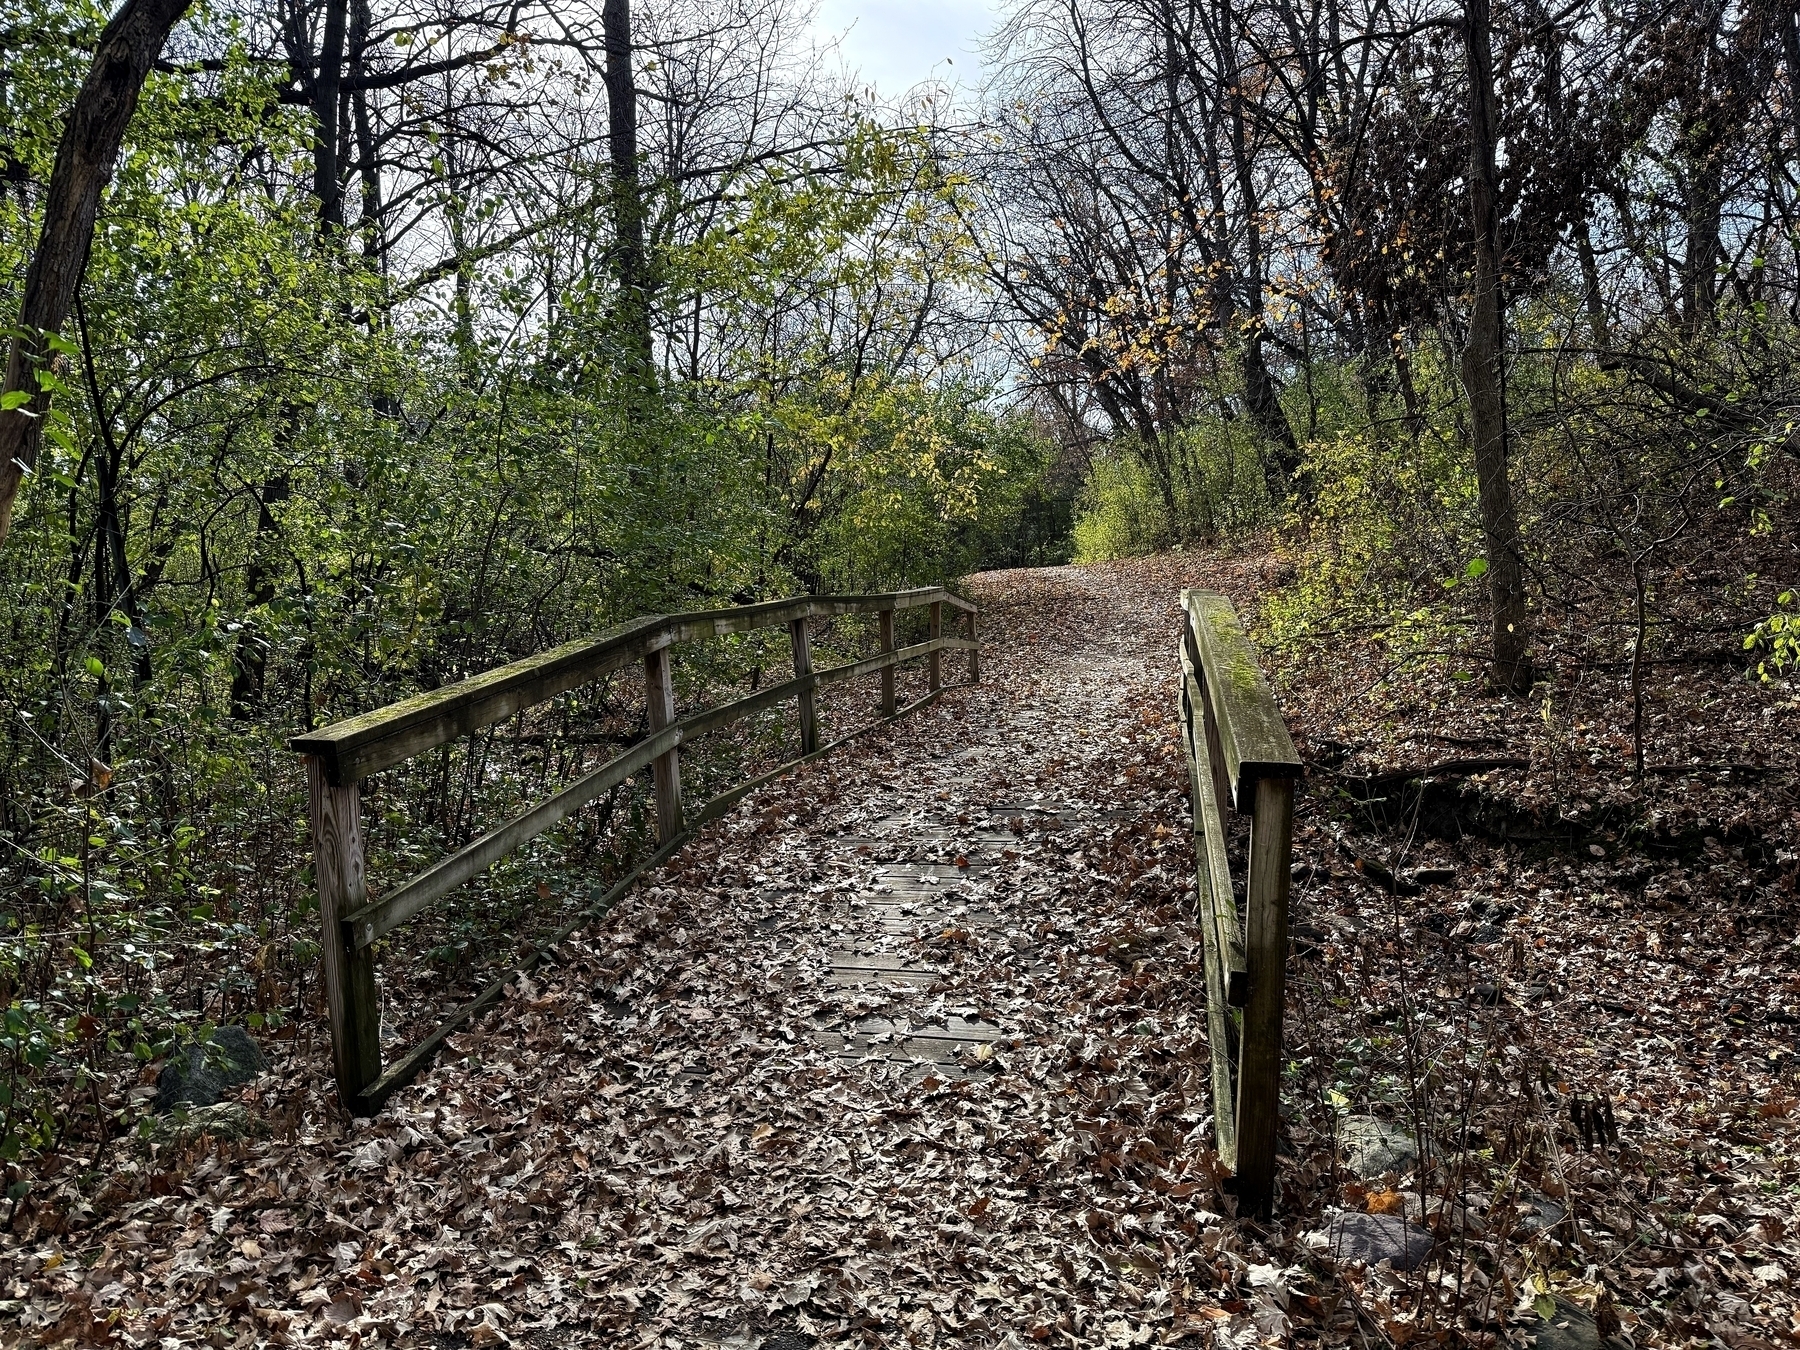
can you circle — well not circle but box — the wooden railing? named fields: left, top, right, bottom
left=291, top=588, right=979, bottom=1115
left=1177, top=590, right=1301, bottom=1214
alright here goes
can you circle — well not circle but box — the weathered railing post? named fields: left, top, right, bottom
left=789, top=614, right=818, bottom=754
left=1234, top=774, right=1295, bottom=1215
left=928, top=600, right=943, bottom=692
left=965, top=607, right=979, bottom=684
left=304, top=756, right=382, bottom=1111
left=643, top=644, right=684, bottom=841
left=879, top=608, right=897, bottom=717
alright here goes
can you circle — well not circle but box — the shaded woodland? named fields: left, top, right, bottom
left=0, top=0, right=1797, bottom=1344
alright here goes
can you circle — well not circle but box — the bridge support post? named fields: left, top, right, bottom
left=305, top=756, right=382, bottom=1112
left=1234, top=774, right=1295, bottom=1215
left=879, top=608, right=896, bottom=717
left=928, top=600, right=943, bottom=692
left=789, top=615, right=817, bottom=754
left=966, top=607, right=979, bottom=684
left=644, top=644, right=684, bottom=842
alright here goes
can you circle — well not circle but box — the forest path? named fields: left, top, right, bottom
left=353, top=556, right=1254, bottom=1348
left=804, top=564, right=1163, bottom=1072
left=25, top=556, right=1286, bottom=1350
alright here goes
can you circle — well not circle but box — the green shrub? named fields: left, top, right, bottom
left=1071, top=421, right=1274, bottom=562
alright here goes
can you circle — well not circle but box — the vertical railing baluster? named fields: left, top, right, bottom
left=879, top=607, right=897, bottom=717
left=790, top=614, right=817, bottom=754
left=928, top=599, right=943, bottom=692
left=1234, top=773, right=1296, bottom=1215
left=306, top=755, right=382, bottom=1111
left=644, top=644, right=684, bottom=841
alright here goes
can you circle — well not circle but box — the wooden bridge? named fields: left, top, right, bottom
left=291, top=576, right=1301, bottom=1222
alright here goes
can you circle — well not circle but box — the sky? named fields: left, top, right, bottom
left=809, top=0, right=1005, bottom=98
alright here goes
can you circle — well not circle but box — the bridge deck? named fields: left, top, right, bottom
left=374, top=565, right=1225, bottom=1348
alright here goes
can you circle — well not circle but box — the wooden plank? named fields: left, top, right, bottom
left=645, top=645, right=684, bottom=843
left=342, top=726, right=678, bottom=949
left=305, top=757, right=383, bottom=1109
left=879, top=609, right=896, bottom=716
left=290, top=588, right=966, bottom=785
left=1181, top=650, right=1248, bottom=1004
left=1185, top=621, right=1237, bottom=817
left=291, top=615, right=664, bottom=786
left=929, top=601, right=943, bottom=692
left=966, top=608, right=980, bottom=684
left=1182, top=591, right=1302, bottom=808
left=1233, top=774, right=1295, bottom=1216
left=1181, top=675, right=1241, bottom=1167
left=790, top=616, right=818, bottom=755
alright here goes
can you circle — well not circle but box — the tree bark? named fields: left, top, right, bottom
left=313, top=0, right=349, bottom=233
left=349, top=0, right=384, bottom=263
left=1460, top=0, right=1532, bottom=693
left=0, top=0, right=193, bottom=548
left=603, top=0, right=653, bottom=383
left=1216, top=0, right=1300, bottom=499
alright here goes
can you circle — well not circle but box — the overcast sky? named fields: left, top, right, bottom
left=810, top=0, right=1004, bottom=97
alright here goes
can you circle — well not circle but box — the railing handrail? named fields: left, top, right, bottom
left=1177, top=589, right=1300, bottom=1217
left=292, top=586, right=975, bottom=786
left=294, top=586, right=978, bottom=1116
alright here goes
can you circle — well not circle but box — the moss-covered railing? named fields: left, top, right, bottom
left=1177, top=590, right=1301, bottom=1215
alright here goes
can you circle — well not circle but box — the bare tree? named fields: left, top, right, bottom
left=1459, top=0, right=1531, bottom=691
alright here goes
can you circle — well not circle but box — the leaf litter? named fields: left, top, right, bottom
left=4, top=550, right=1796, bottom=1349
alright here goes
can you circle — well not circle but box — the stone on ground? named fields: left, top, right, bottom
left=1526, top=1295, right=1629, bottom=1350
left=1338, top=1114, right=1418, bottom=1177
left=1326, top=1211, right=1435, bottom=1271
left=154, top=1025, right=266, bottom=1112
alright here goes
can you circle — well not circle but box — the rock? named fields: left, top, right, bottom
left=154, top=1026, right=266, bottom=1112
left=1517, top=1192, right=1567, bottom=1231
left=1526, top=1295, right=1630, bottom=1350
left=1326, top=1212, right=1435, bottom=1271
left=143, top=1101, right=264, bottom=1145
left=1338, top=1115, right=1418, bottom=1177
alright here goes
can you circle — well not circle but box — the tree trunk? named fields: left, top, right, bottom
left=0, top=0, right=193, bottom=548
left=1786, top=9, right=1800, bottom=175
left=229, top=477, right=289, bottom=718
left=313, top=0, right=349, bottom=233
left=1460, top=0, right=1532, bottom=693
left=603, top=0, right=653, bottom=383
left=349, top=0, right=384, bottom=264
left=1574, top=216, right=1607, bottom=348
left=1217, top=0, right=1300, bottom=500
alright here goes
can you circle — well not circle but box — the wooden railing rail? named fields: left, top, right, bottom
left=292, top=587, right=978, bottom=1116
left=1177, top=590, right=1302, bottom=1215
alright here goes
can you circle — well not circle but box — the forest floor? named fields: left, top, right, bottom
left=5, top=550, right=1799, bottom=1349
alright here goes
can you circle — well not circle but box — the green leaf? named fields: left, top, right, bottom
left=85, top=655, right=104, bottom=678
left=0, top=391, right=31, bottom=411
left=1464, top=557, right=1489, bottom=579
left=1534, top=1295, right=1557, bottom=1321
